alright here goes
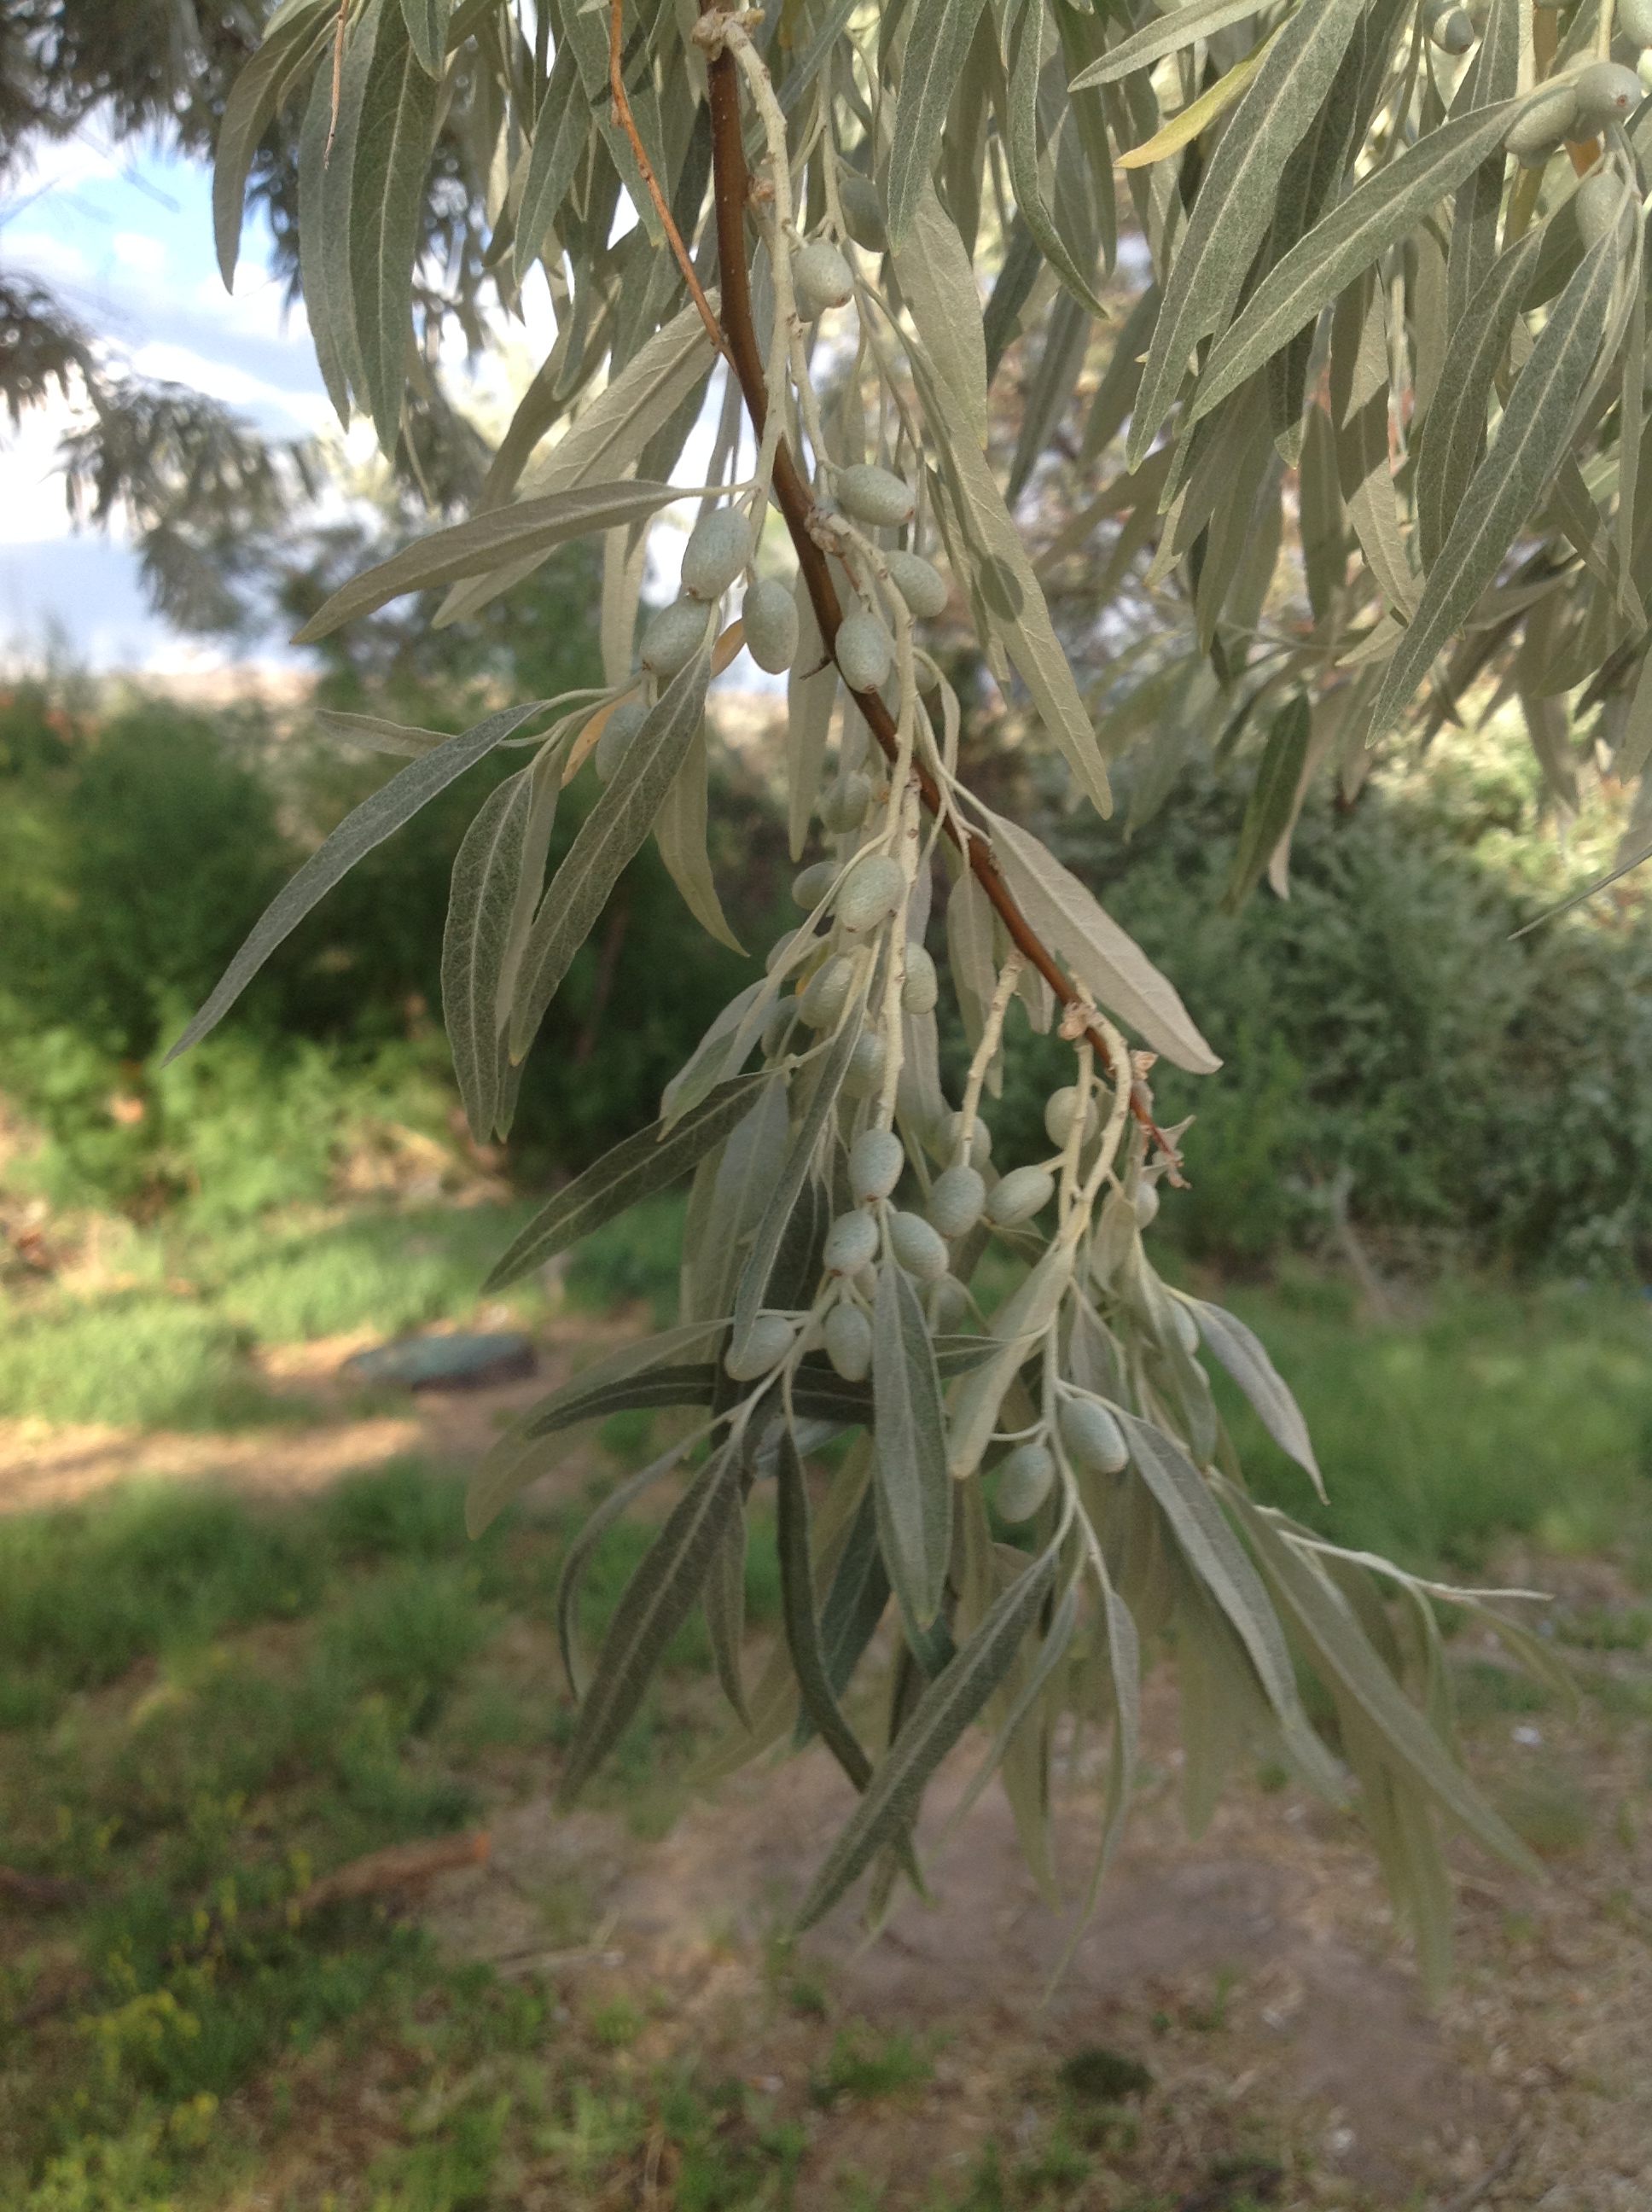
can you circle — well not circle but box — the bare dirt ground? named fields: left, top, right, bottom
left=3, top=1332, right=1649, bottom=2209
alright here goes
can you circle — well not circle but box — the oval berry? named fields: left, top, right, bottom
left=800, top=955, right=855, bottom=1027
left=640, top=597, right=710, bottom=676
left=928, top=1164, right=986, bottom=1238
left=823, top=1209, right=880, bottom=1275
left=824, top=1301, right=873, bottom=1382
left=884, top=549, right=948, bottom=619
left=835, top=610, right=895, bottom=693
left=742, top=576, right=800, bottom=672
left=681, top=508, right=751, bottom=599
left=836, top=853, right=905, bottom=934
left=849, top=1126, right=905, bottom=1202
left=1573, top=61, right=1643, bottom=131
left=594, top=700, right=649, bottom=783
left=986, top=1165, right=1055, bottom=1229
left=901, top=943, right=939, bottom=1014
left=837, top=464, right=916, bottom=529
left=997, top=1442, right=1056, bottom=1523
left=1058, top=1397, right=1129, bottom=1476
left=793, top=238, right=854, bottom=319
left=887, top=1209, right=948, bottom=1280
left=724, top=1313, right=795, bottom=1382
left=841, top=1032, right=887, bottom=1097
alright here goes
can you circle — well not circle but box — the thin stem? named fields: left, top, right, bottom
left=701, top=38, right=1184, bottom=1177
left=610, top=0, right=731, bottom=365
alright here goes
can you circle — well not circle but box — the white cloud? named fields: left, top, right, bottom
left=125, top=341, right=333, bottom=433
left=113, top=230, right=166, bottom=276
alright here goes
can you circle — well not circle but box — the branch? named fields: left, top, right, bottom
left=703, top=45, right=1183, bottom=1177
left=610, top=0, right=731, bottom=367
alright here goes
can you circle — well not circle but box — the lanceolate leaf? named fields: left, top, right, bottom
left=893, top=183, right=991, bottom=450
left=1118, top=31, right=1276, bottom=172
left=560, top=1441, right=746, bottom=1798
left=988, top=813, right=1221, bottom=1072
left=1187, top=1297, right=1324, bottom=1499
left=1130, top=0, right=1367, bottom=469
left=442, top=768, right=540, bottom=1144
left=400, top=0, right=451, bottom=76
left=166, top=701, right=550, bottom=1064
left=729, top=1005, right=865, bottom=1369
left=481, top=1073, right=776, bottom=1290
left=1415, top=230, right=1542, bottom=575
left=655, top=724, right=743, bottom=952
left=348, top=0, right=440, bottom=454
left=294, top=480, right=680, bottom=640
left=1115, top=1412, right=1300, bottom=1727
left=514, top=43, right=586, bottom=283
left=777, top=1426, right=874, bottom=1789
left=1190, top=102, right=1521, bottom=434
left=214, top=0, right=333, bottom=288
left=1221, top=696, right=1312, bottom=914
left=1069, top=0, right=1284, bottom=90
left=553, top=1434, right=704, bottom=1696
left=1004, top=0, right=1104, bottom=315
left=509, top=644, right=713, bottom=1060
left=873, top=1254, right=952, bottom=1633
left=1227, top=1490, right=1542, bottom=1874
left=1370, top=230, right=1622, bottom=736
left=887, top=0, right=987, bottom=247
left=794, top=1540, right=1059, bottom=1931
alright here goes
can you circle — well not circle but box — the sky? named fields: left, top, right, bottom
left=0, top=119, right=340, bottom=673
left=0, top=116, right=755, bottom=684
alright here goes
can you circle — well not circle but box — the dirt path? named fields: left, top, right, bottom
left=418, top=1558, right=1652, bottom=2211
left=0, top=1309, right=643, bottom=1515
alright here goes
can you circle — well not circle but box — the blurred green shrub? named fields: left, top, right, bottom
left=951, top=722, right=1652, bottom=1278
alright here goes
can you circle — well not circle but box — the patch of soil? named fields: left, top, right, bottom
left=422, top=1601, right=1652, bottom=2210
left=0, top=1308, right=643, bottom=1516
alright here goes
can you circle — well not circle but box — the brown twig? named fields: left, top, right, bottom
left=703, top=47, right=1183, bottom=1178
left=610, top=0, right=732, bottom=366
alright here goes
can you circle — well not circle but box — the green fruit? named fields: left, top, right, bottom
left=986, top=1165, right=1055, bottom=1228
left=839, top=174, right=887, bottom=251
left=594, top=699, right=649, bottom=783
left=681, top=507, right=752, bottom=599
left=725, top=1313, right=795, bottom=1381
left=841, top=1031, right=887, bottom=1097
left=837, top=853, right=905, bottom=933
left=997, top=1442, right=1055, bottom=1522
left=640, top=597, right=709, bottom=676
left=1622, top=0, right=1652, bottom=39
left=823, top=1209, right=880, bottom=1274
left=937, top=1110, right=991, bottom=1167
left=742, top=577, right=800, bottom=672
left=1044, top=1085, right=1098, bottom=1149
left=884, top=549, right=948, bottom=618
left=793, top=237, right=854, bottom=319
left=837, top=463, right=916, bottom=528
left=928, top=1164, right=986, bottom=1237
left=850, top=1126, right=905, bottom=1201
left=1573, top=61, right=1643, bottom=131
left=902, top=943, right=939, bottom=1013
left=835, top=609, right=895, bottom=691
left=762, top=998, right=798, bottom=1056
left=791, top=859, right=837, bottom=910
left=926, top=1274, right=969, bottom=1329
left=800, top=954, right=855, bottom=1027
left=888, top=1209, right=948, bottom=1279
left=1505, top=82, right=1578, bottom=159
left=1134, top=1182, right=1160, bottom=1228
left=1059, top=1397, right=1128, bottom=1476
left=1575, top=171, right=1624, bottom=247
left=1428, top=8, right=1473, bottom=50
left=820, top=772, right=873, bottom=833
left=824, top=1301, right=873, bottom=1382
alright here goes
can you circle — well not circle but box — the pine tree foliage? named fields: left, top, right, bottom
left=189, top=0, right=1625, bottom=1973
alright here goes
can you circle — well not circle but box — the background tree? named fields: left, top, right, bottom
left=163, top=0, right=1636, bottom=1979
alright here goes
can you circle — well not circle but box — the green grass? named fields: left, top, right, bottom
left=0, top=1457, right=800, bottom=2206
left=1211, top=1275, right=1652, bottom=1571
